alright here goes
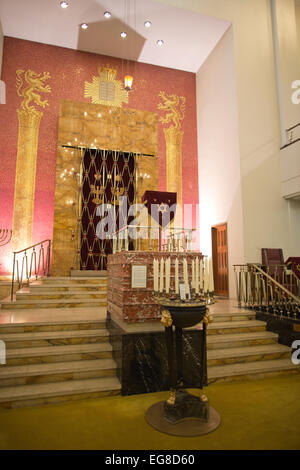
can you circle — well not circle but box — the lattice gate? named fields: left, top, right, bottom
left=76, top=148, right=137, bottom=270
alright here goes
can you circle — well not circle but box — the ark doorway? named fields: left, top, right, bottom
left=79, top=148, right=136, bottom=270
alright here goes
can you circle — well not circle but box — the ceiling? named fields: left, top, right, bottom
left=0, top=0, right=230, bottom=73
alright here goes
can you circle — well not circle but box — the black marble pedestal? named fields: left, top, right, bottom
left=107, top=311, right=207, bottom=395
left=145, top=301, right=221, bottom=436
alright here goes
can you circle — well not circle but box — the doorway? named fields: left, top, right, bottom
left=211, top=223, right=229, bottom=296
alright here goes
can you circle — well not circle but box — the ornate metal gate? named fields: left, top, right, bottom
left=78, top=148, right=136, bottom=270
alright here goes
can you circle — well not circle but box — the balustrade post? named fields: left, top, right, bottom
left=10, top=252, right=16, bottom=301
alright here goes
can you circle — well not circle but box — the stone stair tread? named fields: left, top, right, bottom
left=208, top=359, right=299, bottom=378
left=0, top=328, right=109, bottom=341
left=207, top=343, right=290, bottom=359
left=0, top=376, right=121, bottom=402
left=0, top=358, right=117, bottom=378
left=6, top=342, right=112, bottom=358
left=2, top=298, right=106, bottom=305
left=17, top=290, right=106, bottom=295
left=30, top=284, right=107, bottom=289
left=41, top=277, right=107, bottom=281
left=207, top=319, right=265, bottom=329
left=207, top=330, right=278, bottom=344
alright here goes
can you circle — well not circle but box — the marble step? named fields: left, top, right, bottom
left=41, top=277, right=107, bottom=285
left=0, top=358, right=117, bottom=387
left=206, top=330, right=279, bottom=350
left=0, top=320, right=106, bottom=334
left=0, top=328, right=109, bottom=349
left=211, top=311, right=256, bottom=322
left=207, top=343, right=291, bottom=366
left=16, top=290, right=107, bottom=301
left=206, top=319, right=266, bottom=335
left=0, top=376, right=121, bottom=409
left=5, top=342, right=113, bottom=366
left=30, top=284, right=107, bottom=292
left=1, top=298, right=107, bottom=310
left=207, top=358, right=300, bottom=384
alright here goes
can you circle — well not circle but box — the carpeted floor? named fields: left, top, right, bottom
left=0, top=374, right=299, bottom=450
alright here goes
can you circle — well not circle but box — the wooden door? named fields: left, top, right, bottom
left=211, top=223, right=229, bottom=296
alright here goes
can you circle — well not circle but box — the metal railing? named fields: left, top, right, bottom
left=233, top=263, right=300, bottom=320
left=112, top=226, right=197, bottom=252
left=11, top=240, right=51, bottom=300
left=281, top=122, right=300, bottom=149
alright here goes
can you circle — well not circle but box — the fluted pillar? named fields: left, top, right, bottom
left=11, top=108, right=42, bottom=251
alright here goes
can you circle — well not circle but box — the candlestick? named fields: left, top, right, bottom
left=166, top=257, right=171, bottom=294
left=200, top=259, right=203, bottom=291
left=113, top=237, right=117, bottom=254
left=204, top=257, right=209, bottom=292
left=175, top=258, right=179, bottom=295
left=153, top=259, right=159, bottom=292
left=192, top=259, right=195, bottom=290
left=183, top=258, right=189, bottom=295
left=208, top=256, right=214, bottom=293
left=125, top=229, right=129, bottom=251
left=159, top=258, right=164, bottom=293
left=195, top=257, right=199, bottom=294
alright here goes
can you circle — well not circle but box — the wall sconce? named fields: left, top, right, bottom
left=124, top=75, right=133, bottom=92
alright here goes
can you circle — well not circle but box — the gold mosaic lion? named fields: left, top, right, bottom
left=158, top=91, right=186, bottom=130
left=16, top=69, right=51, bottom=112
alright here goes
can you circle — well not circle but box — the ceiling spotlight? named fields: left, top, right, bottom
left=60, top=1, right=69, bottom=8
left=104, top=11, right=111, bottom=18
left=144, top=20, right=152, bottom=28
left=80, top=23, right=88, bottom=30
left=120, top=31, right=127, bottom=38
left=156, top=39, right=164, bottom=46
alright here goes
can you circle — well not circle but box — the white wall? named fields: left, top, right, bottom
left=196, top=27, right=244, bottom=297
left=159, top=0, right=300, bottom=287
left=272, top=0, right=300, bottom=142
left=296, top=0, right=300, bottom=53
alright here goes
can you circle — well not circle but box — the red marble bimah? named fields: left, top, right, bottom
left=107, top=251, right=203, bottom=323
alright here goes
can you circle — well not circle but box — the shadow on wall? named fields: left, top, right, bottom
left=77, top=19, right=146, bottom=61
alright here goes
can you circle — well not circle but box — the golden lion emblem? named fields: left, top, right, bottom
left=157, top=91, right=186, bottom=130
left=16, top=69, right=51, bottom=112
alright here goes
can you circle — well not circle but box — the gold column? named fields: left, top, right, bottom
left=164, top=127, right=184, bottom=207
left=11, top=69, right=51, bottom=251
left=11, top=109, right=42, bottom=250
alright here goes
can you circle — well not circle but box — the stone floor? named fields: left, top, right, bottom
left=0, top=298, right=244, bottom=325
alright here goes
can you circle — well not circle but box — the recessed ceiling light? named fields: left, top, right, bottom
left=156, top=39, right=164, bottom=46
left=120, top=31, right=127, bottom=38
left=104, top=11, right=111, bottom=18
left=80, top=23, right=88, bottom=30
left=144, top=21, right=152, bottom=28
left=60, top=1, right=69, bottom=8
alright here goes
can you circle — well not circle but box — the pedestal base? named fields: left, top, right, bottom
left=145, top=401, right=221, bottom=437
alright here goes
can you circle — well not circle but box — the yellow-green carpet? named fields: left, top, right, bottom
left=0, top=374, right=299, bottom=450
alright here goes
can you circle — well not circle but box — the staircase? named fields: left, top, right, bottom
left=1, top=276, right=107, bottom=310
left=205, top=303, right=299, bottom=383
left=0, top=276, right=121, bottom=408
left=0, top=281, right=298, bottom=408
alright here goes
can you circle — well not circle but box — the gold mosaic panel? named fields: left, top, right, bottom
left=52, top=99, right=158, bottom=276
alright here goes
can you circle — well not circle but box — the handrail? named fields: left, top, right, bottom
left=233, top=263, right=300, bottom=320
left=11, top=240, right=51, bottom=301
left=280, top=123, right=300, bottom=150
left=12, top=239, right=51, bottom=254
left=112, top=226, right=197, bottom=252
left=286, top=122, right=300, bottom=133
left=280, top=137, right=300, bottom=150
left=252, top=264, right=300, bottom=304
